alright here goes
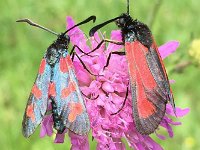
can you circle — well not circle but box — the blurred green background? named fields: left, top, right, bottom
left=0, top=0, right=200, bottom=149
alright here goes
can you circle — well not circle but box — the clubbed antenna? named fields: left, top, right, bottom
left=89, top=16, right=123, bottom=37
left=16, top=18, right=58, bottom=36
left=63, top=16, right=96, bottom=35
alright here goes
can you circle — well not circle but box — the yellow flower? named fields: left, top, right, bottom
left=184, top=136, right=196, bottom=149
left=189, top=39, right=200, bottom=64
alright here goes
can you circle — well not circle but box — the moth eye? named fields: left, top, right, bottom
left=116, top=18, right=126, bottom=28
left=119, top=18, right=125, bottom=25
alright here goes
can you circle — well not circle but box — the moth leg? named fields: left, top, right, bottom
left=86, top=39, right=124, bottom=55
left=81, top=91, right=99, bottom=100
left=70, top=45, right=100, bottom=76
left=111, top=86, right=129, bottom=115
left=74, top=53, right=101, bottom=77
left=70, top=45, right=93, bottom=57
left=71, top=52, right=75, bottom=62
left=104, top=51, right=126, bottom=70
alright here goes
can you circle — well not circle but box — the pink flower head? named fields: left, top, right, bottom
left=39, top=17, right=189, bottom=150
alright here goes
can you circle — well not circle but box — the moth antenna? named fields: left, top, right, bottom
left=16, top=18, right=59, bottom=36
left=89, top=16, right=123, bottom=37
left=127, top=0, right=130, bottom=15
left=63, top=16, right=96, bottom=35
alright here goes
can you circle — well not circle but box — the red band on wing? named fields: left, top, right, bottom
left=133, top=41, right=157, bottom=89
left=61, top=81, right=76, bottom=99
left=26, top=104, right=35, bottom=122
left=49, top=82, right=56, bottom=97
left=39, top=59, right=46, bottom=75
left=31, top=84, right=42, bottom=99
left=126, top=41, right=157, bottom=118
left=68, top=102, right=83, bottom=122
left=137, top=75, right=156, bottom=118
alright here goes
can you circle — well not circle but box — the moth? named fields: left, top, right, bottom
left=89, top=0, right=176, bottom=135
left=18, top=16, right=96, bottom=138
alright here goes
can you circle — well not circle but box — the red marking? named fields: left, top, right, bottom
left=39, top=59, right=46, bottom=74
left=70, top=102, right=83, bottom=114
left=136, top=74, right=156, bottom=118
left=60, top=55, right=74, bottom=73
left=132, top=41, right=157, bottom=89
left=68, top=102, right=83, bottom=122
left=66, top=55, right=74, bottom=69
left=31, top=84, right=42, bottom=99
left=61, top=81, right=76, bottom=99
left=68, top=113, right=76, bottom=122
left=126, top=41, right=157, bottom=118
left=61, top=88, right=70, bottom=99
left=49, top=82, right=56, bottom=97
left=60, top=57, right=68, bottom=73
left=26, top=104, right=35, bottom=122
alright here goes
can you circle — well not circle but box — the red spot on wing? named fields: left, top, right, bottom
left=49, top=82, right=56, bottom=97
left=68, top=113, right=76, bottom=122
left=31, top=84, right=42, bottom=99
left=70, top=102, right=83, bottom=114
left=66, top=55, right=74, bottom=69
left=60, top=57, right=68, bottom=73
left=60, top=55, right=74, bottom=73
left=26, top=104, right=35, bottom=122
left=39, top=59, right=46, bottom=74
left=61, top=81, right=76, bottom=99
left=68, top=102, right=83, bottom=122
left=136, top=75, right=156, bottom=118
left=61, top=88, right=70, bottom=99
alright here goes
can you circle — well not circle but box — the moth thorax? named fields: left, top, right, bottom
left=125, top=31, right=136, bottom=42
left=46, top=48, right=60, bottom=66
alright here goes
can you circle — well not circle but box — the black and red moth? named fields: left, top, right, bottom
left=89, top=3, right=176, bottom=135
left=18, top=16, right=96, bottom=138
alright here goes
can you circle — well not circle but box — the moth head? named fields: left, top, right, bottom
left=57, top=34, right=70, bottom=46
left=115, top=13, right=132, bottom=29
